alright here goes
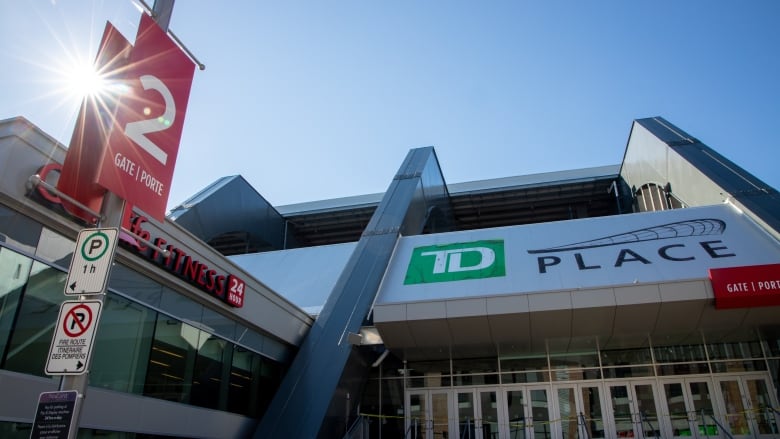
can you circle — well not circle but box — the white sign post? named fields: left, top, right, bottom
left=46, top=301, right=102, bottom=375
left=64, top=228, right=118, bottom=296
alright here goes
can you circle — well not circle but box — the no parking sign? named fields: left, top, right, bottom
left=45, top=301, right=102, bottom=375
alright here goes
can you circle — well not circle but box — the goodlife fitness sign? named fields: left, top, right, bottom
left=97, top=13, right=196, bottom=221
left=58, top=13, right=195, bottom=222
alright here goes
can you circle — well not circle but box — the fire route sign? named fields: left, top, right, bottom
left=45, top=301, right=102, bottom=375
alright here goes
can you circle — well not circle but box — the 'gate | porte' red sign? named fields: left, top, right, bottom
left=709, top=263, right=780, bottom=309
left=97, top=13, right=196, bottom=221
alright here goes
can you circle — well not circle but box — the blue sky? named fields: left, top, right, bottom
left=2, top=1, right=779, bottom=210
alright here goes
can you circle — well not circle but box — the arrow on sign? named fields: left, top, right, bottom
left=69, top=282, right=77, bottom=293
left=77, top=361, right=84, bottom=370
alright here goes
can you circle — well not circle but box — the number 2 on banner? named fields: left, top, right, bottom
left=124, top=75, right=176, bottom=165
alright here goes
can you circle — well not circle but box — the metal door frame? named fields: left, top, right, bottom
left=712, top=372, right=780, bottom=439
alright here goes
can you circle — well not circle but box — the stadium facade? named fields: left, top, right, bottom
left=1, top=115, right=779, bottom=438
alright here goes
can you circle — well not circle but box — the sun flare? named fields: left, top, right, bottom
left=63, top=61, right=106, bottom=98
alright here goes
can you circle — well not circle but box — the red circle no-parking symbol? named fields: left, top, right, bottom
left=63, top=304, right=93, bottom=337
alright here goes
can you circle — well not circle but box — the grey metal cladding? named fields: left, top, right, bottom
left=253, top=146, right=453, bottom=438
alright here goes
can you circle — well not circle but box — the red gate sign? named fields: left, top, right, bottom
left=709, top=263, right=780, bottom=309
left=56, top=21, right=132, bottom=223
left=97, top=13, right=196, bottom=221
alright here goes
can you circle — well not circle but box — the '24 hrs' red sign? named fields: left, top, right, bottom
left=97, top=13, right=195, bottom=221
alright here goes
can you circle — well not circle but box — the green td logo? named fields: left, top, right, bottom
left=404, top=240, right=506, bottom=284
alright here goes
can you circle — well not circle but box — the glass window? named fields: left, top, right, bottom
left=35, top=228, right=74, bottom=270
left=602, top=366, right=655, bottom=379
left=255, top=355, right=283, bottom=417
left=452, top=374, right=499, bottom=386
left=0, top=205, right=42, bottom=255
left=159, top=286, right=203, bottom=326
left=108, top=264, right=163, bottom=309
left=500, top=355, right=548, bottom=372
left=406, top=359, right=451, bottom=388
left=501, top=370, right=550, bottom=384
left=201, top=307, right=237, bottom=341
left=235, top=324, right=267, bottom=354
left=656, top=362, right=710, bottom=375
left=143, top=317, right=197, bottom=403
left=451, top=357, right=499, bottom=385
left=0, top=420, right=31, bottom=438
left=0, top=247, right=33, bottom=359
left=228, top=346, right=284, bottom=418
left=407, top=359, right=451, bottom=376
left=707, top=341, right=763, bottom=360
left=710, top=360, right=766, bottom=373
left=551, top=368, right=600, bottom=381
left=228, top=346, right=261, bottom=416
left=90, top=293, right=156, bottom=394
left=549, top=351, right=599, bottom=369
left=601, top=347, right=652, bottom=367
left=653, top=343, right=707, bottom=363
left=261, top=336, right=290, bottom=363
left=452, top=357, right=497, bottom=374
left=3, top=261, right=66, bottom=376
left=190, top=334, right=227, bottom=410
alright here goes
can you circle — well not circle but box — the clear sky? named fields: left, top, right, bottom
left=2, top=1, right=779, bottom=210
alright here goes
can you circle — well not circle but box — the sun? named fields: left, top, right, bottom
left=63, top=60, right=107, bottom=98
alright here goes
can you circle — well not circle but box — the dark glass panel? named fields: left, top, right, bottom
left=190, top=335, right=226, bottom=410
left=600, top=347, right=652, bottom=367
left=90, top=293, right=156, bottom=394
left=0, top=248, right=32, bottom=363
left=143, top=317, right=196, bottom=403
left=4, top=261, right=66, bottom=376
left=0, top=205, right=42, bottom=255
left=656, top=362, right=710, bottom=375
left=653, top=344, right=707, bottom=363
left=602, top=366, right=655, bottom=379
left=707, top=341, right=763, bottom=360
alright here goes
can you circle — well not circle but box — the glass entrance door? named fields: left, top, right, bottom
left=714, top=375, right=779, bottom=438
left=659, top=378, right=719, bottom=438
left=457, top=388, right=502, bottom=439
left=607, top=381, right=662, bottom=438
left=408, top=390, right=452, bottom=439
left=503, top=386, right=553, bottom=438
left=553, top=384, right=608, bottom=438
left=505, top=389, right=528, bottom=439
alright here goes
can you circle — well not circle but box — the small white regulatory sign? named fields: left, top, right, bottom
left=64, top=228, right=118, bottom=295
left=46, top=300, right=102, bottom=375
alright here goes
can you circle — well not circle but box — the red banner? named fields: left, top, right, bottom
left=709, top=263, right=780, bottom=309
left=97, top=13, right=195, bottom=221
left=56, top=22, right=132, bottom=223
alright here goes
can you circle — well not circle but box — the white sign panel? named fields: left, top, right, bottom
left=376, top=204, right=780, bottom=304
left=65, top=228, right=118, bottom=295
left=46, top=301, right=102, bottom=375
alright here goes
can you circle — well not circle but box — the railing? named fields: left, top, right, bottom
left=703, top=409, right=734, bottom=439
left=344, top=415, right=370, bottom=439
left=405, top=417, right=419, bottom=439
left=352, top=409, right=780, bottom=439
left=578, top=412, right=591, bottom=439
left=639, top=411, right=658, bottom=439
left=460, top=418, right=473, bottom=439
